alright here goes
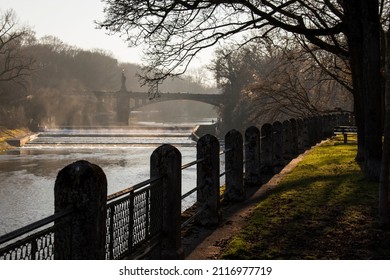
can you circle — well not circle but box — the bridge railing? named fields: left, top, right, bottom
left=0, top=113, right=352, bottom=260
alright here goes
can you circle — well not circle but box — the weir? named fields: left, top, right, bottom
left=24, top=125, right=198, bottom=148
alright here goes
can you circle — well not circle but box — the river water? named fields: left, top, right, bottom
left=0, top=121, right=222, bottom=236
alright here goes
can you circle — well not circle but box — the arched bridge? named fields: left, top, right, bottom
left=126, top=91, right=223, bottom=110
left=93, top=73, right=223, bottom=124
left=94, top=90, right=223, bottom=124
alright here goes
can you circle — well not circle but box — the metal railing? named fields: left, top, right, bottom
left=0, top=208, right=74, bottom=260
left=105, top=175, right=164, bottom=260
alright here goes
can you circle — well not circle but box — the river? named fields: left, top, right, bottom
left=0, top=121, right=223, bottom=236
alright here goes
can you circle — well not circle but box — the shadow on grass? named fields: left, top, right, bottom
left=221, top=139, right=390, bottom=260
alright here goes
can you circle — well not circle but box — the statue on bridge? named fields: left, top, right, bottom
left=117, top=70, right=130, bottom=124
left=120, top=70, right=127, bottom=92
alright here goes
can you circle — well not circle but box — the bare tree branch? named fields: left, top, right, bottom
left=0, top=9, right=34, bottom=87
left=98, top=0, right=349, bottom=89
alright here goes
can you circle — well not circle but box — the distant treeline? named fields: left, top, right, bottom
left=0, top=19, right=215, bottom=129
left=1, top=9, right=353, bottom=131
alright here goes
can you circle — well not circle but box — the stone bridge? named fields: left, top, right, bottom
left=93, top=72, right=223, bottom=124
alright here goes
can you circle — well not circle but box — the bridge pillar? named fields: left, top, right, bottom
left=116, top=91, right=130, bottom=125
left=116, top=71, right=130, bottom=125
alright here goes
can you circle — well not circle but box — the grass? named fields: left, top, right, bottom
left=0, top=126, right=30, bottom=152
left=220, top=136, right=390, bottom=259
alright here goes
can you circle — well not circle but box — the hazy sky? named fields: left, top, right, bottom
left=1, top=0, right=211, bottom=68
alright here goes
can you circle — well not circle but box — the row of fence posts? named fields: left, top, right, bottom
left=52, top=113, right=351, bottom=259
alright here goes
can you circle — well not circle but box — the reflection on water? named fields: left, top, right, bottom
left=0, top=124, right=210, bottom=236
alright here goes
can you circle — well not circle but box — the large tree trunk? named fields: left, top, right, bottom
left=379, top=71, right=390, bottom=227
left=342, top=0, right=383, bottom=181
left=379, top=20, right=390, bottom=228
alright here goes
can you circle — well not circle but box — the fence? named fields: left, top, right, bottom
left=0, top=113, right=352, bottom=260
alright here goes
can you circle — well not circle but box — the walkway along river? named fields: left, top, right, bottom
left=0, top=122, right=220, bottom=236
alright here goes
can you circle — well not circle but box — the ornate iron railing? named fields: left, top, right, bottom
left=0, top=208, right=74, bottom=260
left=105, top=176, right=163, bottom=260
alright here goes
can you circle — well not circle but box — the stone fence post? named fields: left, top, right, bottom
left=223, top=129, right=245, bottom=202
left=323, top=115, right=333, bottom=137
left=282, top=120, right=293, bottom=161
left=307, top=117, right=316, bottom=146
left=54, top=160, right=107, bottom=260
left=260, top=123, right=273, bottom=175
left=289, top=118, right=299, bottom=157
left=314, top=116, right=322, bottom=142
left=150, top=144, right=184, bottom=259
left=272, top=121, right=284, bottom=169
left=296, top=118, right=305, bottom=152
left=196, top=134, right=221, bottom=227
left=245, top=126, right=261, bottom=186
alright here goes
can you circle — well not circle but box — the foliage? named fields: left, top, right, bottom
left=98, top=0, right=390, bottom=181
left=0, top=9, right=215, bottom=129
left=99, top=1, right=349, bottom=86
left=0, top=9, right=34, bottom=85
left=220, top=136, right=390, bottom=259
left=243, top=39, right=353, bottom=123
left=210, top=38, right=353, bottom=129
left=210, top=46, right=255, bottom=133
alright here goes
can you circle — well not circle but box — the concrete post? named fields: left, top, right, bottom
left=289, top=118, right=299, bottom=157
left=325, top=115, right=332, bottom=137
left=260, top=123, right=273, bottom=175
left=196, top=134, right=221, bottom=227
left=272, top=121, right=284, bottom=168
left=245, top=126, right=261, bottom=186
left=150, top=144, right=184, bottom=259
left=223, top=129, right=245, bottom=202
left=54, top=160, right=107, bottom=260
left=314, top=116, right=322, bottom=142
left=296, top=118, right=305, bottom=152
left=302, top=118, right=310, bottom=148
left=282, top=120, right=293, bottom=161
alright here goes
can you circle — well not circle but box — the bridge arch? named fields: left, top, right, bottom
left=94, top=73, right=224, bottom=125
left=129, top=94, right=222, bottom=111
left=127, top=91, right=223, bottom=111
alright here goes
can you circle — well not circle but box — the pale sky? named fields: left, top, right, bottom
left=1, top=0, right=212, bottom=68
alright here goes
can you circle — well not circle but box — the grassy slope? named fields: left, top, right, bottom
left=221, top=136, right=390, bottom=259
left=0, top=127, right=30, bottom=152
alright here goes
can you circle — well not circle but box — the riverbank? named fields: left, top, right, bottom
left=0, top=127, right=31, bottom=152
left=217, top=136, right=390, bottom=259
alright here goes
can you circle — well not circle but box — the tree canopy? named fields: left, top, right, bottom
left=0, top=9, right=34, bottom=86
left=100, top=0, right=388, bottom=182
left=99, top=0, right=366, bottom=84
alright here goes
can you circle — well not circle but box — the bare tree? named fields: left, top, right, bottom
left=99, top=0, right=387, bottom=180
left=244, top=41, right=353, bottom=123
left=0, top=9, right=34, bottom=86
left=99, top=1, right=347, bottom=84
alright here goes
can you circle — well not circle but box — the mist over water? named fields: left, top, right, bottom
left=0, top=119, right=221, bottom=236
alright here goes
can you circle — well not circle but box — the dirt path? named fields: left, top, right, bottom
left=183, top=151, right=310, bottom=259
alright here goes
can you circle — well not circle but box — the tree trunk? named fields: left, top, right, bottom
left=342, top=0, right=383, bottom=181
left=379, top=21, right=390, bottom=228
left=379, top=73, right=390, bottom=227
left=354, top=91, right=365, bottom=162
